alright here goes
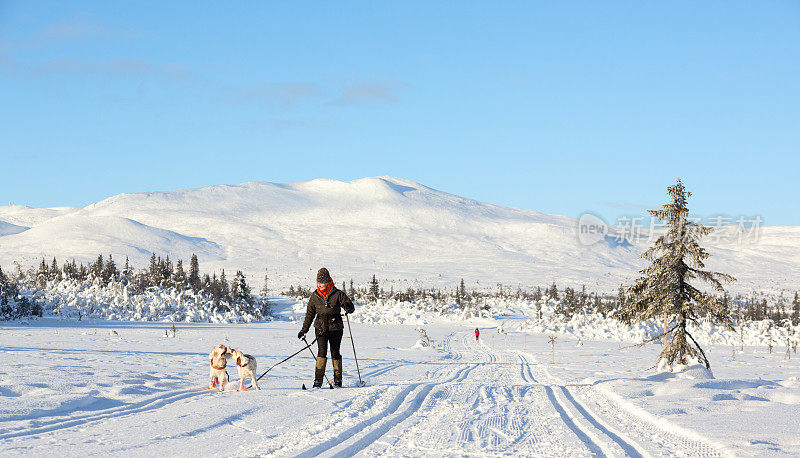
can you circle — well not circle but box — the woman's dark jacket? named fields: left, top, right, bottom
left=300, top=287, right=355, bottom=335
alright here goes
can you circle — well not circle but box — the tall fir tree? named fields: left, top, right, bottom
left=619, top=179, right=735, bottom=369
left=548, top=282, right=559, bottom=300
left=122, top=256, right=132, bottom=284
left=219, top=270, right=230, bottom=307
left=36, top=258, right=49, bottom=288
left=231, top=270, right=251, bottom=307
left=456, top=278, right=467, bottom=308
left=92, top=254, right=104, bottom=280
left=188, top=253, right=201, bottom=292
left=174, top=259, right=187, bottom=290
left=49, top=257, right=60, bottom=281
left=792, top=292, right=800, bottom=326
left=563, top=287, right=577, bottom=318
left=369, top=275, right=380, bottom=302
left=579, top=285, right=587, bottom=313
left=102, top=254, right=117, bottom=284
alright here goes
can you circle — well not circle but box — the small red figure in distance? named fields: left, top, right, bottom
left=475, top=328, right=480, bottom=340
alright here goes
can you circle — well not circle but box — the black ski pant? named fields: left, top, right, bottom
left=317, top=329, right=344, bottom=360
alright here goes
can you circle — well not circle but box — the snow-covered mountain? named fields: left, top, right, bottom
left=0, top=177, right=797, bottom=293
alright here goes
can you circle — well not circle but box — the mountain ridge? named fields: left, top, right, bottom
left=0, top=176, right=797, bottom=294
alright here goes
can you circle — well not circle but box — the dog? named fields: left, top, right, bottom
left=208, top=344, right=232, bottom=391
left=230, top=347, right=259, bottom=391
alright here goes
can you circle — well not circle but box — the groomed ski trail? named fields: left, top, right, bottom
left=248, top=330, right=731, bottom=457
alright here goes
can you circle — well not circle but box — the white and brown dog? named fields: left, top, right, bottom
left=231, top=347, right=259, bottom=391
left=208, top=344, right=232, bottom=391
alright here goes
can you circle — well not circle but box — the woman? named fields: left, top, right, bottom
left=297, top=268, right=355, bottom=387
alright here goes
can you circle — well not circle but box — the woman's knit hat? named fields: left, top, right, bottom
left=316, top=267, right=332, bottom=284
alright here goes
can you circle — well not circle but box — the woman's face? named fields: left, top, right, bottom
left=317, top=281, right=330, bottom=290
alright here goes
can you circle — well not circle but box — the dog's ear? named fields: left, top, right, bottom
left=236, top=356, right=241, bottom=366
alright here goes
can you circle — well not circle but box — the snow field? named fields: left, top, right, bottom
left=2, top=315, right=798, bottom=456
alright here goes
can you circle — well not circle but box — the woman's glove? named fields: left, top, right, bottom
left=297, top=331, right=305, bottom=340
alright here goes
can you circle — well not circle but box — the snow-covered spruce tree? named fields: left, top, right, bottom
left=368, top=275, right=379, bottom=303
left=618, top=179, right=735, bottom=369
left=548, top=282, right=559, bottom=301
left=188, top=254, right=201, bottom=292
left=792, top=292, right=799, bottom=326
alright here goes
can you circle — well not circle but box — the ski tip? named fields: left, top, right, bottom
left=329, top=384, right=334, bottom=390
left=302, top=384, right=307, bottom=390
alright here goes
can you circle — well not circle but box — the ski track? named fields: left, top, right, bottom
left=253, top=331, right=731, bottom=457
left=522, top=351, right=727, bottom=458
left=0, top=388, right=207, bottom=440
left=0, top=329, right=732, bottom=456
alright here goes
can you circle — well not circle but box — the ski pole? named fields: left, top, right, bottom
left=345, top=313, right=364, bottom=386
left=303, top=335, right=334, bottom=389
left=254, top=337, right=317, bottom=383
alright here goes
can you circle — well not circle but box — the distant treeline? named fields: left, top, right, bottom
left=287, top=277, right=800, bottom=327
left=0, top=253, right=270, bottom=320
left=2, top=256, right=798, bottom=326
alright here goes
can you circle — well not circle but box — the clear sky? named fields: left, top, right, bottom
left=1, top=1, right=798, bottom=225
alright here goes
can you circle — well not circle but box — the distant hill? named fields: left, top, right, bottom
left=0, top=177, right=797, bottom=293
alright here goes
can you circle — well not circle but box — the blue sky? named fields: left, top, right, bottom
left=1, top=1, right=798, bottom=225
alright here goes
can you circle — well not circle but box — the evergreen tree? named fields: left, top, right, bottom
left=219, top=270, right=230, bottom=307
left=102, top=254, right=117, bottom=284
left=231, top=270, right=252, bottom=308
left=456, top=278, right=466, bottom=308
left=148, top=253, right=159, bottom=286
left=349, top=279, right=355, bottom=298
left=369, top=275, right=379, bottom=303
left=174, top=259, right=187, bottom=290
left=36, top=258, right=48, bottom=288
left=122, top=256, right=132, bottom=284
left=792, top=292, right=799, bottom=326
left=188, top=254, right=201, bottom=292
left=548, top=282, right=559, bottom=300
left=721, top=292, right=730, bottom=323
left=579, top=285, right=587, bottom=314
left=50, top=257, right=60, bottom=281
left=162, top=255, right=174, bottom=288
left=594, top=294, right=604, bottom=317
left=0, top=266, right=9, bottom=318
left=90, top=254, right=103, bottom=280
left=202, top=273, right=211, bottom=294
left=563, top=287, right=577, bottom=318
left=78, top=264, right=88, bottom=282
left=533, top=286, right=542, bottom=302
left=619, top=180, right=735, bottom=369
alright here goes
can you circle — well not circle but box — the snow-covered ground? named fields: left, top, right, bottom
left=2, top=301, right=798, bottom=456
